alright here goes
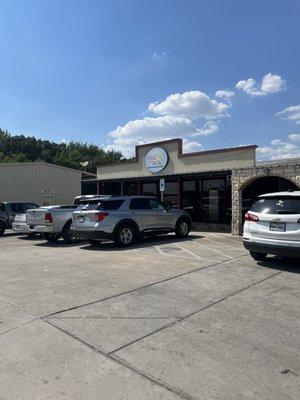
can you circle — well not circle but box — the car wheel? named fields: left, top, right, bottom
left=44, top=233, right=60, bottom=243
left=62, top=222, right=79, bottom=244
left=250, top=251, right=267, bottom=261
left=115, top=224, right=136, bottom=247
left=175, top=218, right=191, bottom=238
left=0, top=222, right=6, bottom=237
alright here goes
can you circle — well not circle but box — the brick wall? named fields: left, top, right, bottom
left=231, top=163, right=300, bottom=235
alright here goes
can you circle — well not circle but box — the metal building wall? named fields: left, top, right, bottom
left=0, top=162, right=82, bottom=205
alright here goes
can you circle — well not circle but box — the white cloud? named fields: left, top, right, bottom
left=190, top=121, right=219, bottom=137
left=215, top=90, right=235, bottom=99
left=236, top=78, right=265, bottom=97
left=105, top=115, right=218, bottom=157
left=109, top=115, right=199, bottom=139
left=288, top=133, right=300, bottom=142
left=270, top=139, right=286, bottom=146
left=276, top=105, right=300, bottom=125
left=257, top=135, right=300, bottom=160
left=148, top=90, right=230, bottom=119
left=261, top=73, right=286, bottom=93
left=182, top=139, right=203, bottom=153
left=236, top=73, right=286, bottom=97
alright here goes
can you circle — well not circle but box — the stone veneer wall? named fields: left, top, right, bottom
left=231, top=162, right=300, bottom=235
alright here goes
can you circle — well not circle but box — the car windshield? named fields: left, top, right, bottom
left=77, top=200, right=124, bottom=211
left=251, top=196, right=300, bottom=214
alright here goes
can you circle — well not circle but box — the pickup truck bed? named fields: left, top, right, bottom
left=27, top=205, right=78, bottom=243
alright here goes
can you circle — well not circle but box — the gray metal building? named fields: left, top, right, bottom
left=0, top=162, right=95, bottom=205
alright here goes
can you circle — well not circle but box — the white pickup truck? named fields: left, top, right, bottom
left=26, top=195, right=110, bottom=244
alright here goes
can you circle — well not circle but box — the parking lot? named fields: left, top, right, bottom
left=0, top=231, right=299, bottom=400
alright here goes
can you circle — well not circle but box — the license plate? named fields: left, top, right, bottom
left=78, top=216, right=85, bottom=222
left=270, top=222, right=286, bottom=232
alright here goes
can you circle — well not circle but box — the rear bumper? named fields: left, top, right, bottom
left=71, top=228, right=113, bottom=241
left=31, top=225, right=54, bottom=233
left=12, top=222, right=36, bottom=234
left=243, top=240, right=300, bottom=258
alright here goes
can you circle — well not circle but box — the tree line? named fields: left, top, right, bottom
left=0, top=128, right=123, bottom=173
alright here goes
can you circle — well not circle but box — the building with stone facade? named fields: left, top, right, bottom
left=83, top=138, right=300, bottom=235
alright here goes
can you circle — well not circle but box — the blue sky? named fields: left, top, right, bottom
left=1, top=0, right=300, bottom=159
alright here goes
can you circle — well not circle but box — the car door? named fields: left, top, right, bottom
left=149, top=198, right=174, bottom=229
left=129, top=198, right=156, bottom=231
left=8, top=203, right=25, bottom=227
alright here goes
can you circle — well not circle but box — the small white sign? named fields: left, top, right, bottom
left=159, top=178, right=165, bottom=192
left=41, top=190, right=54, bottom=199
left=145, top=147, right=168, bottom=173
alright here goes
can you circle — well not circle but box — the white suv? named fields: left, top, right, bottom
left=243, top=191, right=300, bottom=261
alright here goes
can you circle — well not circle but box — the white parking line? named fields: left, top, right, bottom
left=173, top=243, right=216, bottom=262
left=203, top=236, right=246, bottom=251
left=191, top=240, right=232, bottom=259
left=210, top=233, right=243, bottom=243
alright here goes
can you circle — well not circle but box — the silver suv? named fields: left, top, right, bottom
left=71, top=196, right=192, bottom=247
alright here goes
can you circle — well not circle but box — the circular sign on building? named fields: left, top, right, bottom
left=144, top=147, right=169, bottom=173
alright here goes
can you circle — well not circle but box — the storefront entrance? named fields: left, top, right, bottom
left=98, top=172, right=231, bottom=226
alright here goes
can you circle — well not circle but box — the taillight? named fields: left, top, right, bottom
left=245, top=213, right=259, bottom=222
left=45, top=212, right=53, bottom=224
left=95, top=212, right=109, bottom=222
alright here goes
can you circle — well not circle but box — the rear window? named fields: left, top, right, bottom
left=251, top=196, right=300, bottom=214
left=78, top=200, right=124, bottom=211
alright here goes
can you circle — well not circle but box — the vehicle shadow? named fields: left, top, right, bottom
left=17, top=235, right=43, bottom=241
left=79, top=234, right=202, bottom=252
left=33, top=239, right=85, bottom=248
left=258, top=257, right=300, bottom=274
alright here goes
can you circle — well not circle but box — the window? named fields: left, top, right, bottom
left=24, top=203, right=38, bottom=211
left=129, top=198, right=151, bottom=210
left=103, top=182, right=121, bottom=195
left=164, top=181, right=178, bottom=208
left=9, top=203, right=25, bottom=213
left=251, top=197, right=300, bottom=214
left=142, top=182, right=157, bottom=196
left=148, top=198, right=164, bottom=210
left=0, top=203, right=6, bottom=212
left=124, top=182, right=139, bottom=195
left=79, top=200, right=124, bottom=211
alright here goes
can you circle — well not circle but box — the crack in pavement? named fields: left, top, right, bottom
left=42, top=269, right=283, bottom=400
left=43, top=253, right=250, bottom=318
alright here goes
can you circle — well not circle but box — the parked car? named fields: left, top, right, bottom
left=0, top=202, right=39, bottom=237
left=26, top=196, right=110, bottom=244
left=71, top=196, right=192, bottom=247
left=12, top=209, right=39, bottom=236
left=243, top=190, right=300, bottom=260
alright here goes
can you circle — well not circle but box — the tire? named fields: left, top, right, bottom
left=0, top=222, right=5, bottom=237
left=175, top=218, right=191, bottom=238
left=62, top=221, right=79, bottom=244
left=114, top=223, right=136, bottom=247
left=44, top=233, right=60, bottom=243
left=250, top=251, right=267, bottom=261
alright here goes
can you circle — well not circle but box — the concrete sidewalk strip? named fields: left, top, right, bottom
left=0, top=319, right=181, bottom=400
left=0, top=300, right=34, bottom=335
left=45, top=260, right=277, bottom=354
left=114, top=272, right=300, bottom=400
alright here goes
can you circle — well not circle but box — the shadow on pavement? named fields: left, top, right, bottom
left=79, top=234, right=202, bottom=252
left=258, top=257, right=300, bottom=274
